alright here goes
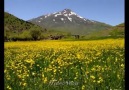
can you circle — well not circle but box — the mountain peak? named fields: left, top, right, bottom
left=29, top=9, right=112, bottom=35
left=63, top=9, right=72, bottom=11
left=61, top=8, right=73, bottom=14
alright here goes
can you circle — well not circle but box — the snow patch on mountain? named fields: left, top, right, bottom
left=78, top=15, right=83, bottom=19
left=61, top=18, right=64, bottom=21
left=83, top=18, right=88, bottom=21
left=67, top=17, right=72, bottom=22
left=64, top=14, right=68, bottom=16
left=69, top=12, right=77, bottom=16
left=55, top=13, right=62, bottom=17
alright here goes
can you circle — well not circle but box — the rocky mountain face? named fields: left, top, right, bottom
left=28, top=9, right=112, bottom=35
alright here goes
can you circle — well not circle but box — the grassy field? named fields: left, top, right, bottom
left=4, top=38, right=124, bottom=90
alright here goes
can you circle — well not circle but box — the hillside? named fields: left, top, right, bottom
left=4, top=12, right=45, bottom=41
left=83, top=23, right=124, bottom=39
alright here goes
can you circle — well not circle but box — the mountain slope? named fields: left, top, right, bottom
left=29, top=9, right=112, bottom=35
left=4, top=12, right=44, bottom=40
left=4, top=12, right=37, bottom=32
left=108, top=23, right=124, bottom=37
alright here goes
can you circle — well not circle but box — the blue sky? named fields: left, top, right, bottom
left=4, top=0, right=124, bottom=26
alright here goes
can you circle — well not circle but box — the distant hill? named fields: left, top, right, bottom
left=83, top=23, right=124, bottom=39
left=108, top=23, right=124, bottom=37
left=116, top=23, right=124, bottom=27
left=28, top=9, right=112, bottom=35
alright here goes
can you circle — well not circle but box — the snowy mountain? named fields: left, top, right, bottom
left=28, top=9, right=112, bottom=35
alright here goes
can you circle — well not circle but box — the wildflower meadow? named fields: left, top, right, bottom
left=4, top=39, right=124, bottom=90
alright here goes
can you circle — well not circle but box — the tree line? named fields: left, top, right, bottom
left=4, top=26, right=69, bottom=41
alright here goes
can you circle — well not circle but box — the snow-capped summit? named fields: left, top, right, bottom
left=29, top=9, right=94, bottom=24
left=28, top=9, right=111, bottom=35
left=61, top=9, right=73, bottom=14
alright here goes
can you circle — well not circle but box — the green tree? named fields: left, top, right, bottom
left=19, top=30, right=32, bottom=40
left=30, top=26, right=42, bottom=40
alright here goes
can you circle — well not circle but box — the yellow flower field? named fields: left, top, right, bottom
left=4, top=39, right=124, bottom=90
